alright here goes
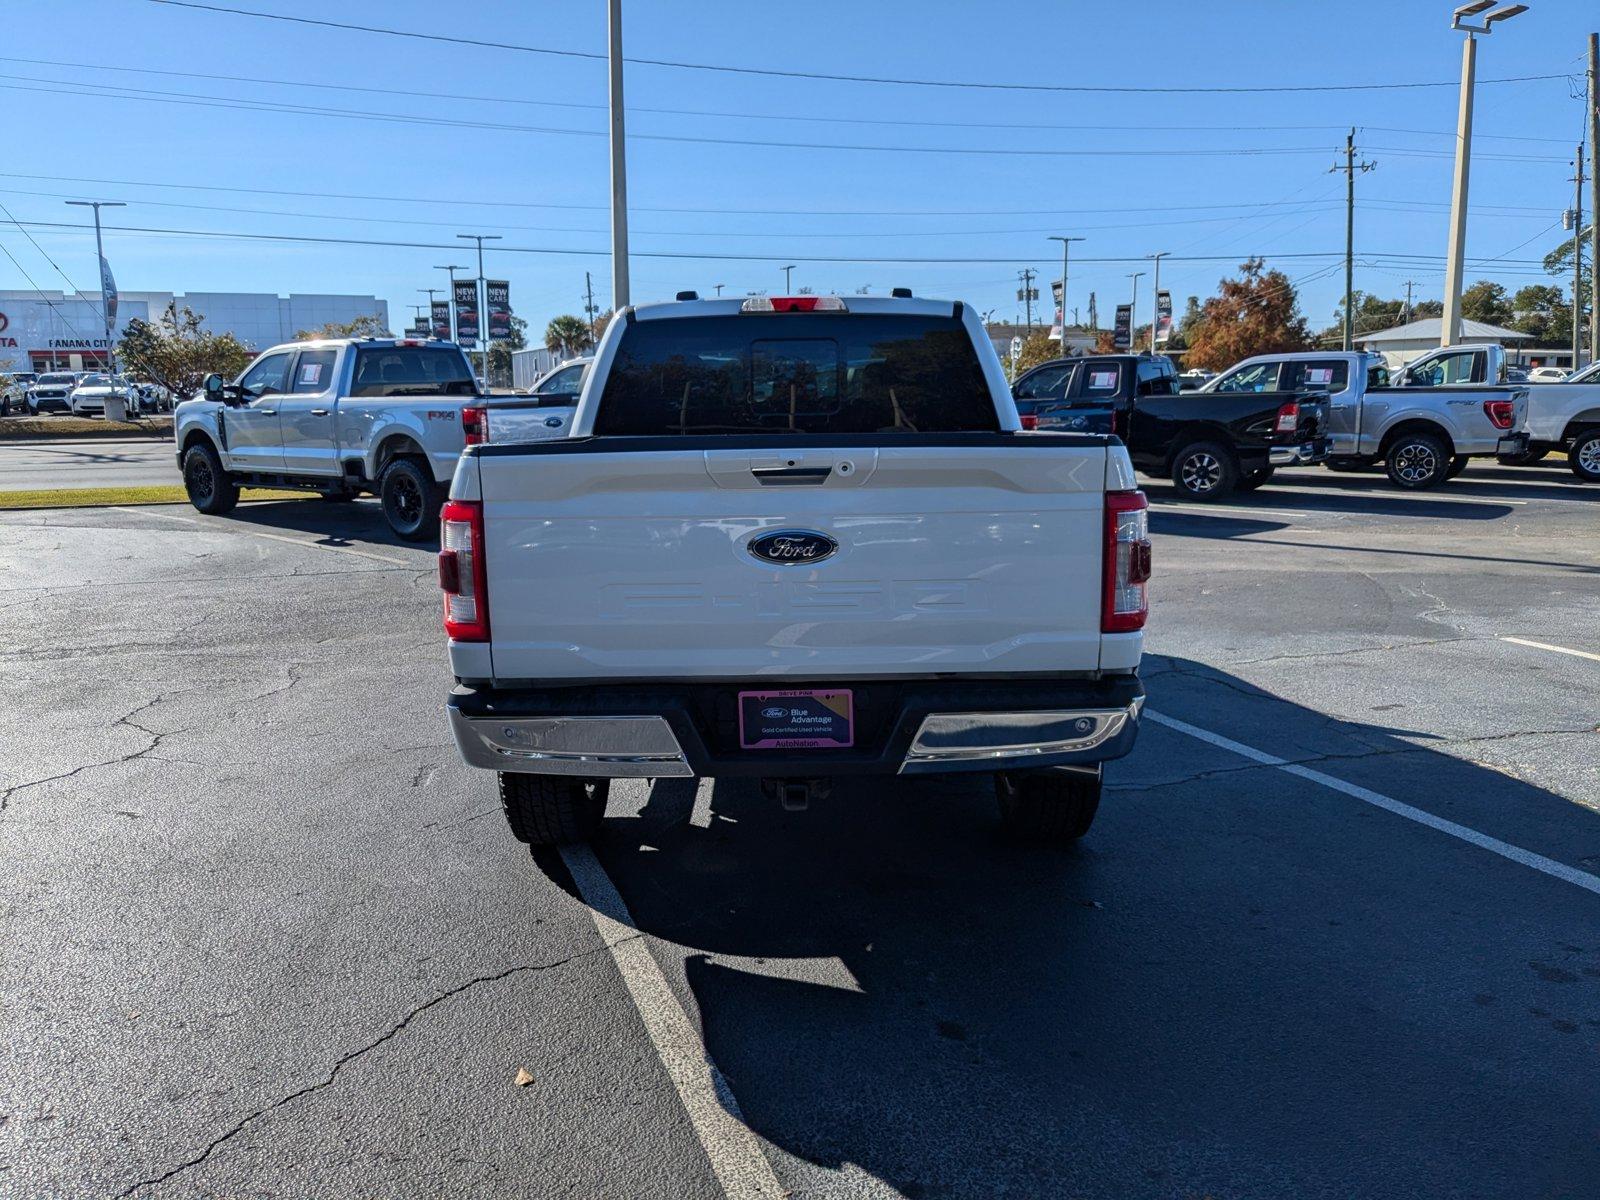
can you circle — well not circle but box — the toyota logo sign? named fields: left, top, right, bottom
left=0, top=313, right=9, bottom=333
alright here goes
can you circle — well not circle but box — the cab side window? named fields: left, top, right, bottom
left=1284, top=361, right=1349, bottom=392
left=1212, top=362, right=1281, bottom=393
left=1013, top=363, right=1074, bottom=401
left=291, top=350, right=338, bottom=393
left=238, top=352, right=293, bottom=397
left=1136, top=361, right=1179, bottom=396
left=1406, top=351, right=1476, bottom=386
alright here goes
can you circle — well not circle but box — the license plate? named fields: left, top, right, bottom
left=738, top=689, right=853, bottom=750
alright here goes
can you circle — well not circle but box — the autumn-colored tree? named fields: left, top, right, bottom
left=1015, top=333, right=1063, bottom=373
left=1181, top=258, right=1313, bottom=372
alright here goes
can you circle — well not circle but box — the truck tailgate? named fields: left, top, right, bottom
left=474, top=436, right=1112, bottom=683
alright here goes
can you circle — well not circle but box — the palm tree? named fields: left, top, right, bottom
left=544, top=314, right=592, bottom=356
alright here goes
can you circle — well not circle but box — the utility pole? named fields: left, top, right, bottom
left=1403, top=280, right=1417, bottom=325
left=1148, top=251, right=1169, bottom=353
left=583, top=271, right=598, bottom=344
left=1441, top=2, right=1526, bottom=347
left=64, top=199, right=125, bottom=372
left=607, top=0, right=630, bottom=311
left=1127, top=272, right=1144, bottom=342
left=1047, top=236, right=1085, bottom=342
left=1589, top=31, right=1599, bottom=365
left=1573, top=143, right=1586, bottom=370
left=1088, top=291, right=1098, bottom=332
left=1017, top=268, right=1037, bottom=328
left=434, top=264, right=466, bottom=341
left=457, top=234, right=502, bottom=383
left=782, top=264, right=797, bottom=292
left=1331, top=128, right=1377, bottom=351
left=714, top=283, right=725, bottom=296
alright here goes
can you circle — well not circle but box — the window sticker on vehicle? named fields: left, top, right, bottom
left=1088, top=370, right=1118, bottom=389
left=1305, top=367, right=1334, bottom=385
left=298, top=363, right=323, bottom=386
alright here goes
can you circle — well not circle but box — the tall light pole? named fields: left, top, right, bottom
left=64, top=199, right=124, bottom=371
left=456, top=235, right=502, bottom=383
left=1126, top=271, right=1144, bottom=349
left=1047, top=236, right=1085, bottom=346
left=1331, top=129, right=1377, bottom=351
left=434, top=264, right=467, bottom=341
left=607, top=0, right=630, bottom=310
left=782, top=264, right=797, bottom=292
left=1441, top=2, right=1527, bottom=347
left=713, top=283, right=725, bottom=296
left=1147, top=251, right=1169, bottom=353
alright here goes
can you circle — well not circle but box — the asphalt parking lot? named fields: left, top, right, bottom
left=2, top=462, right=1597, bottom=1199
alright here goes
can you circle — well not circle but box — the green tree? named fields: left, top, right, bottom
left=117, top=303, right=254, bottom=401
left=1015, top=333, right=1062, bottom=373
left=1459, top=281, right=1513, bottom=327
left=295, top=313, right=389, bottom=340
left=1509, top=283, right=1571, bottom=346
left=544, top=314, right=592, bottom=355
left=1181, top=258, right=1313, bottom=372
left=486, top=314, right=529, bottom=388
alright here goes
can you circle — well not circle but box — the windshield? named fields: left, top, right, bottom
left=595, top=312, right=998, bottom=436
left=40, top=374, right=76, bottom=385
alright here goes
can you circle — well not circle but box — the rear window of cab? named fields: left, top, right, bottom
left=594, top=313, right=999, bottom=436
left=349, top=347, right=477, bottom=397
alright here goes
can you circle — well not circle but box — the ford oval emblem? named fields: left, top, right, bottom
left=748, top=529, right=838, bottom=565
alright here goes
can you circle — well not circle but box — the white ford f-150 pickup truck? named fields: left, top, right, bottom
left=174, top=338, right=486, bottom=538
left=440, top=293, right=1151, bottom=847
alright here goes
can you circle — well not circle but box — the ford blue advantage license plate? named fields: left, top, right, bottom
left=738, top=689, right=854, bottom=750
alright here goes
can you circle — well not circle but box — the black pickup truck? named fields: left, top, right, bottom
left=1012, top=354, right=1330, bottom=500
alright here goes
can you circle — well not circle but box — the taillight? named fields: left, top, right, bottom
left=440, top=499, right=489, bottom=641
left=1109, top=407, right=1121, bottom=438
left=1102, top=490, right=1150, bottom=634
left=462, top=406, right=487, bottom=445
left=1274, top=401, right=1299, bottom=435
left=1019, top=412, right=1040, bottom=431
left=740, top=295, right=847, bottom=313
left=1483, top=399, right=1514, bottom=430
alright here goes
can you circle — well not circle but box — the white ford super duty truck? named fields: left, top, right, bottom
left=174, top=337, right=486, bottom=539
left=439, top=293, right=1150, bottom=847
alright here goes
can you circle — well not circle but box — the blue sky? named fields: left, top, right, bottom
left=1, top=0, right=1594, bottom=338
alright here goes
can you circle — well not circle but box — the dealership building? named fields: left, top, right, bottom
left=0, top=289, right=390, bottom=373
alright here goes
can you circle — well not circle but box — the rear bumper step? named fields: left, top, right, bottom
left=447, top=676, right=1143, bottom=779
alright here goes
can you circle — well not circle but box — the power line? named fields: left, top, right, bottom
left=145, top=1, right=1572, bottom=96
left=0, top=235, right=96, bottom=345
left=0, top=197, right=106, bottom=324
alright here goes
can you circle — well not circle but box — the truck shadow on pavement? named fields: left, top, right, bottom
left=222, top=498, right=424, bottom=550
left=1144, top=481, right=1520, bottom=521
left=535, top=657, right=1600, bottom=1199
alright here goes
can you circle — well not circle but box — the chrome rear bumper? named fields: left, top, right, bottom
left=449, top=693, right=1143, bottom=779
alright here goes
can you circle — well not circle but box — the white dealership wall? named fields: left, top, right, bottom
left=0, top=289, right=391, bottom=371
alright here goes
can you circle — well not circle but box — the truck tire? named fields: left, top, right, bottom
left=1236, top=465, right=1275, bottom=492
left=1445, top=455, right=1469, bottom=480
left=378, top=455, right=442, bottom=541
left=1384, top=431, right=1450, bottom=490
left=995, top=769, right=1101, bottom=843
left=498, top=773, right=609, bottom=845
left=1170, top=440, right=1239, bottom=501
left=1499, top=446, right=1549, bottom=466
left=1568, top=430, right=1600, bottom=482
left=182, top=442, right=239, bottom=515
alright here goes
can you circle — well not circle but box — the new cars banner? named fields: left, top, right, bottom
left=486, top=280, right=512, bottom=341
left=1113, top=303, right=1132, bottom=350
left=430, top=300, right=451, bottom=340
left=1154, top=290, right=1173, bottom=345
left=453, top=279, right=479, bottom=348
left=100, top=256, right=118, bottom=329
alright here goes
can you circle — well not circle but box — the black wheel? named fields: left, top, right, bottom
left=1324, top=457, right=1376, bottom=473
left=1384, top=431, right=1451, bottom=490
left=1236, top=465, right=1275, bottom=492
left=378, top=456, right=441, bottom=541
left=1170, top=440, right=1239, bottom=501
left=1445, top=455, right=1469, bottom=480
left=996, top=769, right=1102, bottom=843
left=498, top=773, right=609, bottom=845
left=182, top=442, right=239, bottom=515
left=1499, top=446, right=1549, bottom=466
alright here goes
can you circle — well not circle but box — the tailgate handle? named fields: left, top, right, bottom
left=751, top=466, right=833, bottom=485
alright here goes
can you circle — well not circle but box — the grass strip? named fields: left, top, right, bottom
left=0, top=486, right=313, bottom=510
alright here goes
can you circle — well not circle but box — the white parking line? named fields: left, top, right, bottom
left=560, top=844, right=785, bottom=1199
left=1145, top=709, right=1600, bottom=899
left=1500, top=636, right=1600, bottom=664
left=110, top=506, right=409, bottom=565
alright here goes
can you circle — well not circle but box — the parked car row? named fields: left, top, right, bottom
left=0, top=369, right=173, bottom=417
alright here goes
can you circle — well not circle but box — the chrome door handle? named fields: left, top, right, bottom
left=310, top=408, right=330, bottom=416
left=258, top=409, right=276, bottom=416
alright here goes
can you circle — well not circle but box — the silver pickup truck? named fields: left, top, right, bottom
left=174, top=338, right=484, bottom=538
left=1203, top=349, right=1528, bottom=489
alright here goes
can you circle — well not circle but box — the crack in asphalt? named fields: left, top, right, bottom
left=114, top=941, right=632, bottom=1198
left=1229, top=635, right=1492, bottom=667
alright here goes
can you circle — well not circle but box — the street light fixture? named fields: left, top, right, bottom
left=456, top=234, right=503, bottom=383
left=1046, top=236, right=1085, bottom=346
left=1147, top=251, right=1170, bottom=353
left=64, top=199, right=125, bottom=371
left=1440, top=0, right=1527, bottom=346
left=782, top=264, right=797, bottom=292
left=434, top=265, right=467, bottom=342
